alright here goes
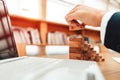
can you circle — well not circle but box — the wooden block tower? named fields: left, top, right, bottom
left=69, top=24, right=105, bottom=62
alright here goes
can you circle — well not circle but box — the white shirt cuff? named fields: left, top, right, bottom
left=100, top=11, right=117, bottom=44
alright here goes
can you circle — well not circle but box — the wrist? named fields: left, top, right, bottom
left=97, top=11, right=107, bottom=26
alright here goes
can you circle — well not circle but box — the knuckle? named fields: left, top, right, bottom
left=76, top=4, right=81, bottom=7
left=65, top=15, right=69, bottom=20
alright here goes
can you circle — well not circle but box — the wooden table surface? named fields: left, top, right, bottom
left=98, top=53, right=120, bottom=80
left=41, top=53, right=120, bottom=80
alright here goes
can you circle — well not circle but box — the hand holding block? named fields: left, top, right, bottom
left=69, top=20, right=85, bottom=31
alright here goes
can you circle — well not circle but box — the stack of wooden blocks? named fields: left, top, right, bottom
left=69, top=37, right=105, bottom=62
left=69, top=24, right=105, bottom=62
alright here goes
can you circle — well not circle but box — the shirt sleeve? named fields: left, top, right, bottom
left=100, top=11, right=117, bottom=44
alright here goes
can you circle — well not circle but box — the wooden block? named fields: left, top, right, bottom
left=69, top=38, right=83, bottom=42
left=69, top=53, right=82, bottom=59
left=69, top=41, right=82, bottom=47
left=69, top=20, right=85, bottom=31
left=69, top=48, right=82, bottom=53
left=69, top=26, right=83, bottom=31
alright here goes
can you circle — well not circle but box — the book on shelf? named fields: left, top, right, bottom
left=12, top=26, right=41, bottom=45
left=47, top=31, right=84, bottom=45
left=27, top=28, right=41, bottom=44
left=47, top=31, right=69, bottom=45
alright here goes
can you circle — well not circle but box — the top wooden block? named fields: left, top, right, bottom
left=69, top=20, right=85, bottom=31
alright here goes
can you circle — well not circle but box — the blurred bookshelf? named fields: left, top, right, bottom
left=10, top=15, right=79, bottom=56
left=9, top=14, right=103, bottom=56
left=10, top=14, right=81, bottom=45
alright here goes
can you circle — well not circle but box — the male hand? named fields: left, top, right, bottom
left=65, top=4, right=106, bottom=28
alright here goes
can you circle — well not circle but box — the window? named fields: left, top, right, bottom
left=5, top=0, right=41, bottom=19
